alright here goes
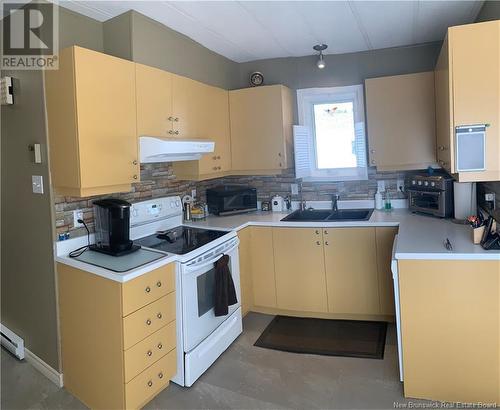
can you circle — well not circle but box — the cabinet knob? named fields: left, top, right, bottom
left=168, top=116, right=174, bottom=121
left=370, top=149, right=375, bottom=154
left=145, top=286, right=151, bottom=293
left=133, top=175, right=138, bottom=180
left=279, top=163, right=282, bottom=167
left=174, top=117, right=179, bottom=122
left=157, top=312, right=162, bottom=319
left=217, top=155, right=221, bottom=160
left=156, top=281, right=161, bottom=287
left=132, top=160, right=138, bottom=165
left=174, top=130, right=179, bottom=135
left=315, top=230, right=320, bottom=234
left=325, top=241, right=329, bottom=246
left=316, top=241, right=321, bottom=246
left=438, top=145, right=448, bottom=151
left=157, top=343, right=163, bottom=350
left=278, top=152, right=282, bottom=157
left=217, top=166, right=222, bottom=170
left=212, top=156, right=217, bottom=160
left=213, top=166, right=218, bottom=171
left=324, top=230, right=328, bottom=234
left=371, top=159, right=376, bottom=165
left=168, top=130, right=174, bottom=135
left=158, top=372, right=164, bottom=379
left=147, top=350, right=152, bottom=357
left=147, top=380, right=153, bottom=388
left=146, top=319, right=152, bottom=326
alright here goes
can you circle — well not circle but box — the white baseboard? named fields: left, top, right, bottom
left=24, top=348, right=64, bottom=388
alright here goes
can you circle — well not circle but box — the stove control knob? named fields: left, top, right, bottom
left=175, top=200, right=181, bottom=207
left=417, top=181, right=422, bottom=185
left=424, top=181, right=429, bottom=186
left=431, top=182, right=435, bottom=187
left=170, top=202, right=174, bottom=208
left=412, top=180, right=416, bottom=185
left=132, top=208, right=139, bottom=217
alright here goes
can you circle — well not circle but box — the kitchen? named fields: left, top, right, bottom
left=1, top=1, right=500, bottom=409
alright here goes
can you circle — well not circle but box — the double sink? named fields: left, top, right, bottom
left=281, top=208, right=374, bottom=222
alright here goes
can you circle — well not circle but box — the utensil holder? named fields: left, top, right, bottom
left=472, top=226, right=485, bottom=244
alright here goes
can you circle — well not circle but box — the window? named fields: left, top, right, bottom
left=295, top=85, right=367, bottom=181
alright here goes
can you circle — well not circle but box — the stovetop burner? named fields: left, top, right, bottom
left=134, top=226, right=230, bottom=255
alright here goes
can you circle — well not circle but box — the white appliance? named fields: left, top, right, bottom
left=453, top=181, right=477, bottom=220
left=130, top=197, right=242, bottom=387
left=391, top=235, right=404, bottom=382
left=271, top=195, right=284, bottom=212
left=139, top=136, right=215, bottom=163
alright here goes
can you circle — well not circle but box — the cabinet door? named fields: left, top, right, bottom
left=273, top=228, right=328, bottom=313
left=172, top=75, right=231, bottom=177
left=136, top=63, right=173, bottom=138
left=237, top=227, right=253, bottom=316
left=229, top=85, right=289, bottom=172
left=398, top=260, right=499, bottom=403
left=365, top=72, right=436, bottom=171
left=74, top=47, right=138, bottom=189
left=250, top=227, right=277, bottom=308
left=376, top=227, right=398, bottom=316
left=434, top=36, right=454, bottom=173
left=323, top=228, right=379, bottom=314
left=450, top=21, right=500, bottom=181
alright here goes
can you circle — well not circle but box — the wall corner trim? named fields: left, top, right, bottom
left=24, top=348, right=64, bottom=388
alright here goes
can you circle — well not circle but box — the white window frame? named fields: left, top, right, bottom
left=296, top=85, right=368, bottom=182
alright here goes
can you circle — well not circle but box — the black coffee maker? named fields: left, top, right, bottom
left=90, top=198, right=140, bottom=256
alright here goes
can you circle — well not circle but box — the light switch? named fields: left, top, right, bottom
left=34, top=143, right=42, bottom=163
left=32, top=175, right=44, bottom=194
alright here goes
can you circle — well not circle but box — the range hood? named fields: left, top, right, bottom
left=139, top=136, right=215, bottom=163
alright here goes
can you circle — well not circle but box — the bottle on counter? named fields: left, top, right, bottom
left=375, top=189, right=384, bottom=210
left=384, top=191, right=392, bottom=211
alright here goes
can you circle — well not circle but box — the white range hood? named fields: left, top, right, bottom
left=139, top=136, right=215, bottom=163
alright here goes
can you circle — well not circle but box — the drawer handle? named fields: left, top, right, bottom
left=157, top=343, right=163, bottom=350
left=146, top=319, right=152, bottom=326
left=157, top=312, right=162, bottom=319
left=147, top=380, right=153, bottom=388
left=147, top=350, right=152, bottom=357
left=158, top=372, right=164, bottom=379
left=156, top=281, right=161, bottom=288
left=145, top=286, right=151, bottom=293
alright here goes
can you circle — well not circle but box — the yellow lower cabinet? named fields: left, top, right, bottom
left=398, top=259, right=500, bottom=403
left=273, top=227, right=328, bottom=313
left=125, top=349, right=177, bottom=410
left=237, top=227, right=254, bottom=315
left=250, top=227, right=278, bottom=309
left=324, top=228, right=380, bottom=315
left=376, top=227, right=398, bottom=315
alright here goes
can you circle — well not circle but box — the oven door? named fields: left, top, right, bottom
left=408, top=189, right=445, bottom=216
left=180, top=237, right=241, bottom=352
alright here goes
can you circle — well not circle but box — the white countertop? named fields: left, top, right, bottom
left=185, top=209, right=500, bottom=261
left=56, top=206, right=499, bottom=283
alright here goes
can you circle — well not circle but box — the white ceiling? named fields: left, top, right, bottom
left=59, top=0, right=484, bottom=63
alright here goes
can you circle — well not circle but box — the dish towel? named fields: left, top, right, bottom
left=214, top=254, right=238, bottom=316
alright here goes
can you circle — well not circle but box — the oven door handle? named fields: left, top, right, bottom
left=184, top=241, right=239, bottom=272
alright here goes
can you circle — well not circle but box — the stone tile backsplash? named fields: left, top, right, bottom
left=55, top=163, right=410, bottom=238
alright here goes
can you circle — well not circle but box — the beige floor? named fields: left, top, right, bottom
left=1, top=313, right=431, bottom=410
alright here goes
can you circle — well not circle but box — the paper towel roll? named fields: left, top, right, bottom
left=454, top=182, right=477, bottom=220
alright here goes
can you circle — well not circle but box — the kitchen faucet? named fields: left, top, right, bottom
left=332, top=194, right=340, bottom=211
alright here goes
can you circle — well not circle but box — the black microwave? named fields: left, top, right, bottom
left=206, top=185, right=257, bottom=216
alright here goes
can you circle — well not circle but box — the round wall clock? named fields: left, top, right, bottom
left=250, top=71, right=264, bottom=87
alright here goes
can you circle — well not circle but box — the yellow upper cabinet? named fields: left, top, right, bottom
left=229, top=85, right=294, bottom=174
left=45, top=46, right=139, bottom=197
left=365, top=72, right=436, bottom=171
left=136, top=63, right=173, bottom=138
left=172, top=75, right=231, bottom=180
left=435, top=20, right=500, bottom=182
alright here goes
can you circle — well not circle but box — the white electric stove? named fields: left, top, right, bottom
left=130, top=196, right=242, bottom=387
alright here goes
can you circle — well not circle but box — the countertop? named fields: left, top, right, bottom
left=185, top=209, right=500, bottom=261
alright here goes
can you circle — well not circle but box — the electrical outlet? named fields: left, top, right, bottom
left=397, top=179, right=405, bottom=193
left=485, top=192, right=496, bottom=202
left=290, top=183, right=299, bottom=195
left=191, top=189, right=197, bottom=199
left=73, top=210, right=84, bottom=228
left=32, top=175, right=44, bottom=194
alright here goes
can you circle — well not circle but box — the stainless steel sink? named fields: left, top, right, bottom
left=281, top=208, right=373, bottom=222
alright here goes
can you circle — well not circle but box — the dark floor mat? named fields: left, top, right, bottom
left=254, top=315, right=387, bottom=359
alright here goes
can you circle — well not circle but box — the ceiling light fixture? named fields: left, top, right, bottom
left=313, top=44, right=328, bottom=69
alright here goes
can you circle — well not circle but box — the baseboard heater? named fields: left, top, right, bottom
left=1, top=323, right=25, bottom=360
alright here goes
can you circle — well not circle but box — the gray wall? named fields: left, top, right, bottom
left=1, top=6, right=103, bottom=370
left=476, top=0, right=500, bottom=22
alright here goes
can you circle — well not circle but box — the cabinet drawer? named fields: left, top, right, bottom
left=125, top=348, right=176, bottom=410
left=123, top=293, right=175, bottom=349
left=124, top=321, right=176, bottom=383
left=122, top=264, right=175, bottom=317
